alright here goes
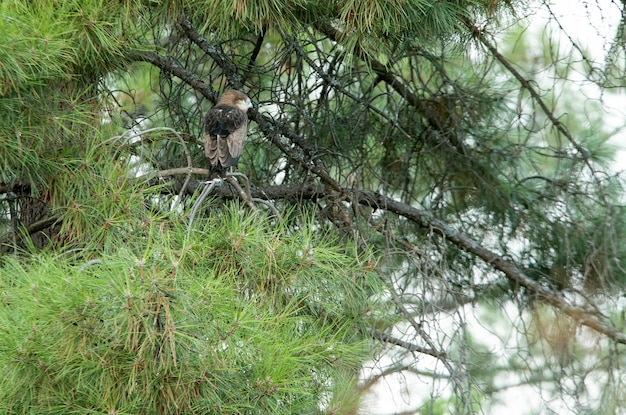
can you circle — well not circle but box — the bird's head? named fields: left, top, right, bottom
left=236, top=95, right=253, bottom=112
left=219, top=89, right=253, bottom=112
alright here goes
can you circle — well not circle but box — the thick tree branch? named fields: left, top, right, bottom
left=128, top=50, right=217, bottom=101
left=157, top=175, right=626, bottom=345
left=177, top=17, right=245, bottom=90
left=355, top=189, right=626, bottom=344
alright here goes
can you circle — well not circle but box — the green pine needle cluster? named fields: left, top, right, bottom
left=0, top=207, right=376, bottom=414
left=0, top=0, right=142, bottom=194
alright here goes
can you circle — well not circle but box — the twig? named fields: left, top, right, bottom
left=368, top=329, right=447, bottom=359
left=187, top=180, right=218, bottom=236
left=242, top=27, right=266, bottom=83
left=228, top=172, right=282, bottom=219
left=225, top=175, right=258, bottom=212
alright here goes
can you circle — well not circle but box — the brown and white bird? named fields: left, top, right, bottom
left=203, top=90, right=253, bottom=179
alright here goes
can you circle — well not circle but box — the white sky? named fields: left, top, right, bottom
left=544, top=0, right=626, bottom=171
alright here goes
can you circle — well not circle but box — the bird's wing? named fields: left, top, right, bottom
left=203, top=105, right=248, bottom=167
left=226, top=122, right=247, bottom=159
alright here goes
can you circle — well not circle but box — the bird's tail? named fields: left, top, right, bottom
left=207, top=158, right=227, bottom=180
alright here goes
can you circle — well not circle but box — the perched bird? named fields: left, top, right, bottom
left=203, top=90, right=253, bottom=179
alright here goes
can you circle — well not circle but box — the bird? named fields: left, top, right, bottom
left=203, top=89, right=253, bottom=179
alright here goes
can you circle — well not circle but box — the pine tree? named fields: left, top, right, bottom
left=1, top=0, right=626, bottom=413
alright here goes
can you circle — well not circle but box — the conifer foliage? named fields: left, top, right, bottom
left=0, top=208, right=375, bottom=414
left=1, top=0, right=626, bottom=413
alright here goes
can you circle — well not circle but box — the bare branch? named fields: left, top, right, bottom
left=367, top=329, right=446, bottom=359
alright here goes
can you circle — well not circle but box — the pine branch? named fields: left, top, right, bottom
left=367, top=329, right=446, bottom=359
left=128, top=50, right=215, bottom=99
left=153, top=175, right=626, bottom=345
left=177, top=17, right=244, bottom=90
